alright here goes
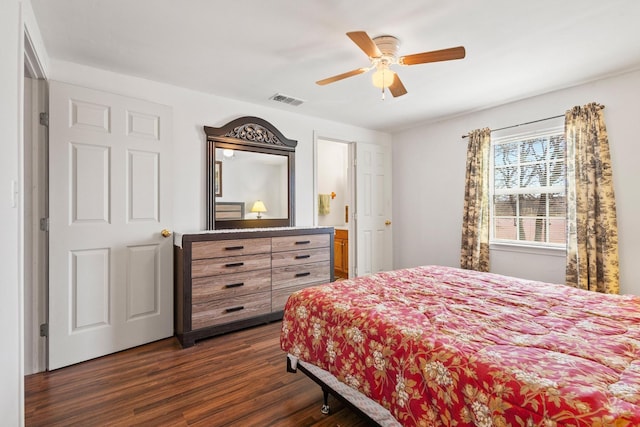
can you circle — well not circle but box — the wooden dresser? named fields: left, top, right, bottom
left=174, top=227, right=334, bottom=347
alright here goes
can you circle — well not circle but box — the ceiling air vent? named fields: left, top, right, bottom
left=269, top=93, right=304, bottom=107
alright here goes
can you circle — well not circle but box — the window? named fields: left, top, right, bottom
left=491, top=128, right=566, bottom=247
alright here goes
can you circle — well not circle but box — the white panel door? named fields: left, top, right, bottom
left=49, top=81, right=173, bottom=369
left=355, top=142, right=392, bottom=276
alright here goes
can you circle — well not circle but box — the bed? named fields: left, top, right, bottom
left=280, top=265, right=640, bottom=426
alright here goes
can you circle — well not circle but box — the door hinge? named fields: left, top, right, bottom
left=39, top=323, right=48, bottom=337
left=39, top=112, right=49, bottom=127
left=40, top=217, right=49, bottom=232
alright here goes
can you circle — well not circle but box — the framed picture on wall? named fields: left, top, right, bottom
left=215, top=161, right=222, bottom=197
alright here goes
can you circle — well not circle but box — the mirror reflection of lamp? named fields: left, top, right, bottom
left=251, top=200, right=267, bottom=219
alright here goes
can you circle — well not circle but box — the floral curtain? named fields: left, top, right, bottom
left=460, top=128, right=491, bottom=272
left=565, top=103, right=619, bottom=293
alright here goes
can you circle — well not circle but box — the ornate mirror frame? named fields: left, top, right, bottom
left=204, top=116, right=297, bottom=229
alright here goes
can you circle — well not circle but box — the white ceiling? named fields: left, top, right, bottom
left=30, top=0, right=640, bottom=133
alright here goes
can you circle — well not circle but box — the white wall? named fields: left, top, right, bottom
left=392, top=69, right=640, bottom=295
left=1, top=0, right=23, bottom=423
left=48, top=59, right=392, bottom=234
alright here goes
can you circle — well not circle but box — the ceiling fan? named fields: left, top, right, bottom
left=316, top=31, right=466, bottom=99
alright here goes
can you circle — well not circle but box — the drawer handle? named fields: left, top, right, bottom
left=295, top=254, right=311, bottom=259
left=225, top=282, right=244, bottom=289
left=225, top=306, right=244, bottom=313
left=225, top=262, right=245, bottom=268
left=225, top=245, right=244, bottom=251
left=295, top=272, right=311, bottom=278
left=295, top=240, right=311, bottom=245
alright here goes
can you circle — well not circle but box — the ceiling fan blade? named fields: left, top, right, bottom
left=399, top=46, right=466, bottom=66
left=389, top=75, right=408, bottom=97
left=346, top=31, right=382, bottom=58
left=316, top=68, right=369, bottom=86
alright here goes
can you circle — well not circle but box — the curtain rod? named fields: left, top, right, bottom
left=461, top=114, right=564, bottom=139
left=460, top=103, right=607, bottom=139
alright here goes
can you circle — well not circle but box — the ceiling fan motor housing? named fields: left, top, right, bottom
left=373, top=35, right=400, bottom=60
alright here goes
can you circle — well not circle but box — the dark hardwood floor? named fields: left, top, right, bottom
left=25, top=321, right=371, bottom=426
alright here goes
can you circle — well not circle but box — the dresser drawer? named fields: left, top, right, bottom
left=271, top=247, right=330, bottom=268
left=272, top=261, right=331, bottom=290
left=192, top=237, right=271, bottom=260
left=192, top=291, right=271, bottom=329
left=192, top=253, right=271, bottom=278
left=192, top=270, right=271, bottom=305
left=271, top=234, right=330, bottom=252
left=272, top=283, right=324, bottom=312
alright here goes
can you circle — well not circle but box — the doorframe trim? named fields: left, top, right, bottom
left=23, top=13, right=49, bottom=375
left=24, top=30, right=47, bottom=80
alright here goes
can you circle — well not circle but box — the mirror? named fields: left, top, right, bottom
left=215, top=148, right=288, bottom=219
left=204, top=117, right=297, bottom=229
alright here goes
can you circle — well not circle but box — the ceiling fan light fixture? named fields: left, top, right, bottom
left=371, top=67, right=396, bottom=89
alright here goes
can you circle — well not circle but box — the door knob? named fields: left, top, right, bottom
left=385, top=220, right=392, bottom=226
left=161, top=229, right=172, bottom=238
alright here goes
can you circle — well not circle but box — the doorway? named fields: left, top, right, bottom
left=315, top=138, right=353, bottom=279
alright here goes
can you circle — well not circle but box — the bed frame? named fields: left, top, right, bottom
left=286, top=355, right=399, bottom=426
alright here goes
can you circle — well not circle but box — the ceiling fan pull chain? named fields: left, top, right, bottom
left=382, top=71, right=387, bottom=100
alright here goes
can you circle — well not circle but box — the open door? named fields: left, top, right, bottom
left=48, top=81, right=173, bottom=369
left=354, top=142, right=392, bottom=276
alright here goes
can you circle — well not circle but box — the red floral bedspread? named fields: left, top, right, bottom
left=280, top=265, right=640, bottom=426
